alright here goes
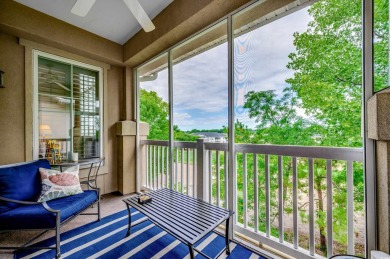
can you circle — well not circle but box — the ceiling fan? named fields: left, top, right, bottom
left=71, top=0, right=155, bottom=32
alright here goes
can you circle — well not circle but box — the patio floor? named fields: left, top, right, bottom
left=0, top=192, right=280, bottom=259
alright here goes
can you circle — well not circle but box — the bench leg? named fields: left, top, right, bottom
left=97, top=199, right=101, bottom=221
left=188, top=244, right=195, bottom=259
left=126, top=204, right=132, bottom=237
left=225, top=217, right=231, bottom=255
left=55, top=212, right=61, bottom=258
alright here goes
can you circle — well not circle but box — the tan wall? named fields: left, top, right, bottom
left=0, top=32, right=26, bottom=164
left=103, top=66, right=124, bottom=193
left=0, top=0, right=131, bottom=195
left=0, top=30, right=123, bottom=195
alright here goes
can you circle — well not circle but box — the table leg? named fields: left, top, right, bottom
left=126, top=204, right=132, bottom=237
left=188, top=244, right=195, bottom=259
left=225, top=217, right=231, bottom=255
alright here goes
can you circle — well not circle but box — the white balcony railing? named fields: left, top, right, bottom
left=140, top=139, right=364, bottom=259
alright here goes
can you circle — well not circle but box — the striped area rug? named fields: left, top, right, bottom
left=15, top=208, right=267, bottom=259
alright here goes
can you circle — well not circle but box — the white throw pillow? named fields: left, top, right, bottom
left=37, top=165, right=83, bottom=202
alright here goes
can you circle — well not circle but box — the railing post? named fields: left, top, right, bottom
left=139, top=123, right=150, bottom=192
left=196, top=138, right=208, bottom=201
left=140, top=138, right=147, bottom=191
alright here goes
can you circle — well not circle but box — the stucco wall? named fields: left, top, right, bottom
left=103, top=66, right=124, bottom=193
left=0, top=32, right=25, bottom=164
left=0, top=31, right=124, bottom=195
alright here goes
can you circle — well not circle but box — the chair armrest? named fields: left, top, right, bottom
left=0, top=196, right=59, bottom=213
left=80, top=179, right=99, bottom=190
left=86, top=158, right=104, bottom=188
left=79, top=181, right=100, bottom=199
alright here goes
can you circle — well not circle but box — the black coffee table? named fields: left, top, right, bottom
left=123, top=188, right=234, bottom=259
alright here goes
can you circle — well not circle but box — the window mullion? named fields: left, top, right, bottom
left=70, top=64, right=74, bottom=157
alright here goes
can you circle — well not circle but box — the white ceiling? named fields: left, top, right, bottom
left=14, top=0, right=173, bottom=44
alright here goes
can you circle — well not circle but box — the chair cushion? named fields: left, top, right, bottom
left=0, top=159, right=51, bottom=214
left=38, top=165, right=83, bottom=202
left=0, top=190, right=98, bottom=230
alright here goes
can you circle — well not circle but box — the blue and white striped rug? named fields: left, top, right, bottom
left=15, top=208, right=267, bottom=259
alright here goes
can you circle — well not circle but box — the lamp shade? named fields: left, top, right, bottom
left=39, top=124, right=52, bottom=136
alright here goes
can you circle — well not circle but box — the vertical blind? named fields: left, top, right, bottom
left=38, top=57, right=100, bottom=160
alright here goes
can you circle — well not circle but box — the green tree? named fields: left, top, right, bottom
left=242, top=90, right=321, bottom=243
left=242, top=86, right=364, bottom=255
left=243, top=90, right=319, bottom=145
left=140, top=89, right=169, bottom=140
left=286, top=1, right=373, bottom=254
left=286, top=0, right=363, bottom=148
left=236, top=0, right=371, bottom=255
left=173, top=125, right=198, bottom=141
left=233, top=121, right=254, bottom=143
left=140, top=89, right=199, bottom=141
left=374, top=0, right=389, bottom=90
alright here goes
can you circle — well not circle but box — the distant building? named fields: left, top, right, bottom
left=192, top=132, right=227, bottom=143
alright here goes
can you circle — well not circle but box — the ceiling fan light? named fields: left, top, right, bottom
left=71, top=0, right=96, bottom=17
left=123, top=0, right=155, bottom=32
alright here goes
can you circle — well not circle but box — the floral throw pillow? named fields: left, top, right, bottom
left=37, top=165, right=83, bottom=203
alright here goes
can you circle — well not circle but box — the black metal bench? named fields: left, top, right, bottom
left=123, top=188, right=234, bottom=259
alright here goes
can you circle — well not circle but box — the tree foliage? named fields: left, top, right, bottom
left=242, top=90, right=320, bottom=145
left=173, top=125, right=198, bottom=141
left=140, top=89, right=169, bottom=140
left=374, top=0, right=389, bottom=91
left=286, top=0, right=363, bottom=148
left=140, top=89, right=198, bottom=141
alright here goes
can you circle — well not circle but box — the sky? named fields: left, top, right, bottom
left=140, top=6, right=312, bottom=131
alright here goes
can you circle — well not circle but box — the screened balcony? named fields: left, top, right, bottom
left=2, top=0, right=390, bottom=258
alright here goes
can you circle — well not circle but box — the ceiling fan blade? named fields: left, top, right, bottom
left=123, top=0, right=155, bottom=32
left=71, top=0, right=96, bottom=17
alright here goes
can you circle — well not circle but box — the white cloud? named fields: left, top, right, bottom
left=140, top=70, right=169, bottom=102
left=172, top=45, right=228, bottom=113
left=173, top=112, right=193, bottom=126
